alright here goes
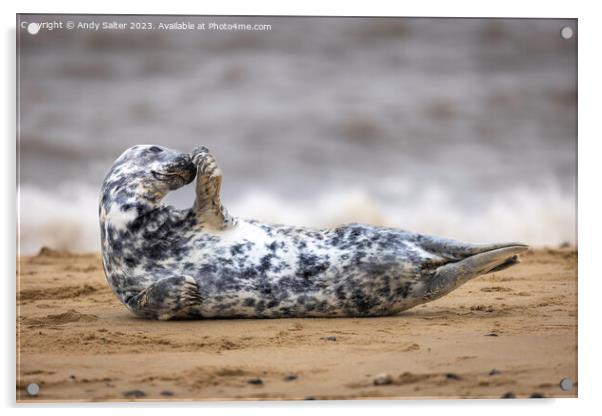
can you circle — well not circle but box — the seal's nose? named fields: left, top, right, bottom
left=183, top=160, right=197, bottom=184
left=183, top=159, right=197, bottom=184
left=174, top=154, right=196, bottom=184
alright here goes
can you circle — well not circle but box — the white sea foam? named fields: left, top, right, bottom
left=17, top=180, right=575, bottom=255
left=18, top=183, right=101, bottom=255
left=230, top=184, right=576, bottom=247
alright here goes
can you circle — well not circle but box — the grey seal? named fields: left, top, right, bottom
left=99, top=145, right=527, bottom=320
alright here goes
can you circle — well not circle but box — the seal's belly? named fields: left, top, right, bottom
left=170, top=221, right=429, bottom=318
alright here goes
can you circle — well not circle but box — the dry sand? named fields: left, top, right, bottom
left=16, top=247, right=577, bottom=402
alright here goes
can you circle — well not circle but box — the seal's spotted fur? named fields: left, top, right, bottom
left=100, top=145, right=527, bottom=320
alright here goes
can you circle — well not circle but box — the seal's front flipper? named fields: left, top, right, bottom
left=424, top=245, right=528, bottom=302
left=126, top=276, right=202, bottom=320
left=191, top=146, right=235, bottom=230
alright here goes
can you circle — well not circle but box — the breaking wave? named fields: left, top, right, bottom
left=17, top=180, right=575, bottom=255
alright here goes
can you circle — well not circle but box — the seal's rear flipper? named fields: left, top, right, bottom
left=486, top=254, right=521, bottom=273
left=417, top=235, right=528, bottom=261
left=126, top=276, right=202, bottom=320
left=424, top=245, right=528, bottom=301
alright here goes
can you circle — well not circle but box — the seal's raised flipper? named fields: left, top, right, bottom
left=125, top=276, right=202, bottom=320
left=191, top=146, right=235, bottom=230
left=423, top=244, right=528, bottom=302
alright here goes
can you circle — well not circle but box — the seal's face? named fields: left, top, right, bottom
left=106, top=144, right=197, bottom=197
left=146, top=145, right=197, bottom=191
left=100, top=145, right=197, bottom=232
left=130, top=144, right=196, bottom=191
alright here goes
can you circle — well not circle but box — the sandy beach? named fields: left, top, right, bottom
left=16, top=247, right=577, bottom=402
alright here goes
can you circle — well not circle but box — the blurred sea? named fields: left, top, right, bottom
left=17, top=16, right=577, bottom=254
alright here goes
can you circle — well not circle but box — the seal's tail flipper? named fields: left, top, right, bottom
left=417, top=234, right=528, bottom=262
left=486, top=253, right=521, bottom=273
left=125, top=276, right=202, bottom=320
left=424, top=244, right=528, bottom=301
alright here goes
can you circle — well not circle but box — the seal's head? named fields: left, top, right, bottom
left=100, top=145, right=196, bottom=226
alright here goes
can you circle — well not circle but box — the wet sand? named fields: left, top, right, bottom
left=16, top=247, right=577, bottom=402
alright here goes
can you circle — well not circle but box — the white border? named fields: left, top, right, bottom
left=3, top=1, right=600, bottom=415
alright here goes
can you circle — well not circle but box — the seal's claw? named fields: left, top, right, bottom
left=127, top=275, right=202, bottom=320
left=193, top=150, right=221, bottom=177
left=191, top=146, right=210, bottom=164
left=202, top=158, right=220, bottom=176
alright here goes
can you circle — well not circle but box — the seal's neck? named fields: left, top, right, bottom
left=100, top=182, right=167, bottom=230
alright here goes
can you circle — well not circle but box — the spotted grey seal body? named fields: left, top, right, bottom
left=99, top=145, right=527, bottom=320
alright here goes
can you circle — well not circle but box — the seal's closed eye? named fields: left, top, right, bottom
left=149, top=146, right=164, bottom=153
left=152, top=170, right=184, bottom=182
left=151, top=170, right=173, bottom=180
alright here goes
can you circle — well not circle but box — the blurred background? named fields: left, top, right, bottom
left=17, top=16, right=577, bottom=254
